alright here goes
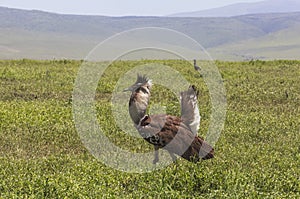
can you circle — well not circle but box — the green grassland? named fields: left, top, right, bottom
left=0, top=59, right=299, bottom=198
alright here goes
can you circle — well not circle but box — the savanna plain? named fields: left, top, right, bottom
left=0, top=59, right=299, bottom=198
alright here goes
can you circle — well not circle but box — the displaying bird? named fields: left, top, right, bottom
left=194, top=59, right=201, bottom=71
left=124, top=74, right=214, bottom=164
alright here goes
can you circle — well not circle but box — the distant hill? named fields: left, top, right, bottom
left=1, top=6, right=300, bottom=60
left=169, top=0, right=300, bottom=17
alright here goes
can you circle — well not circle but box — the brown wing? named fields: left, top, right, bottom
left=137, top=114, right=214, bottom=162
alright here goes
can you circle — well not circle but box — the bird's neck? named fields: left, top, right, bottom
left=129, top=87, right=150, bottom=125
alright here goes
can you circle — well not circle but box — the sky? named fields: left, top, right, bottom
left=0, top=0, right=264, bottom=16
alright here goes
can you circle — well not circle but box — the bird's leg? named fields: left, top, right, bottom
left=153, top=145, right=159, bottom=164
left=168, top=152, right=177, bottom=162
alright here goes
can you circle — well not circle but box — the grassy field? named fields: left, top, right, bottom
left=0, top=59, right=299, bottom=198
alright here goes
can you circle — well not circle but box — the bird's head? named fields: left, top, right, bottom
left=123, top=74, right=152, bottom=92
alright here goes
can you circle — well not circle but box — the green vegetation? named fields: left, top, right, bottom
left=0, top=59, right=299, bottom=198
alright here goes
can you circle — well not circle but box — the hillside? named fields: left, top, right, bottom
left=169, top=0, right=300, bottom=17
left=1, top=7, right=300, bottom=60
left=210, top=24, right=300, bottom=60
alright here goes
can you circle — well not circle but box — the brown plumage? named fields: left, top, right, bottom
left=138, top=114, right=214, bottom=163
left=124, top=74, right=214, bottom=164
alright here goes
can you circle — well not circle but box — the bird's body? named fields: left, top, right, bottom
left=194, top=59, right=201, bottom=71
left=138, top=114, right=214, bottom=162
left=124, top=74, right=214, bottom=163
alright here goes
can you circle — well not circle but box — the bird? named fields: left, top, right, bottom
left=193, top=59, right=201, bottom=71
left=123, top=74, right=214, bottom=164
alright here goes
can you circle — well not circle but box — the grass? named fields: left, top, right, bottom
left=0, top=59, right=299, bottom=198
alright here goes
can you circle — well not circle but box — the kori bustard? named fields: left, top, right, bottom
left=194, top=59, right=201, bottom=71
left=124, top=74, right=214, bottom=164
